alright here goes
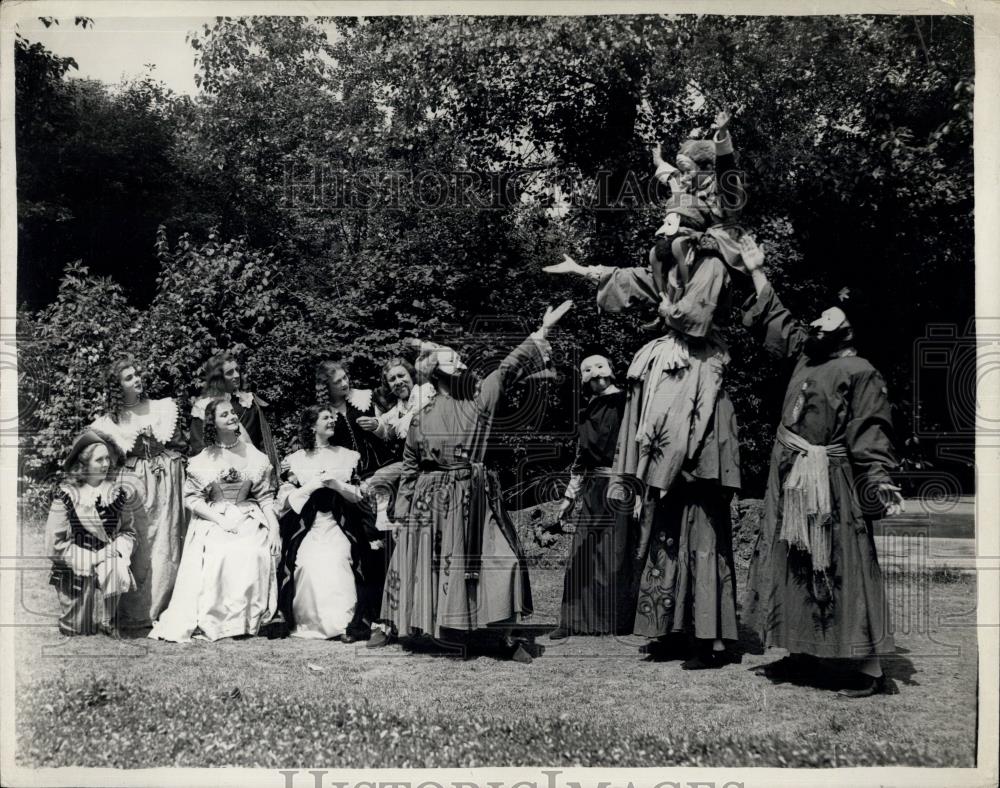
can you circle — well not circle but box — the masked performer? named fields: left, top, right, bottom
left=380, top=301, right=572, bottom=662
left=739, top=236, right=904, bottom=697
left=550, top=354, right=633, bottom=639
left=544, top=242, right=741, bottom=668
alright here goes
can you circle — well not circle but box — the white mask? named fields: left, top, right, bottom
left=809, top=306, right=848, bottom=333
left=580, top=355, right=614, bottom=384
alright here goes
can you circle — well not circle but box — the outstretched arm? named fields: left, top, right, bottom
left=739, top=236, right=808, bottom=360
left=476, top=301, right=571, bottom=412
left=544, top=254, right=659, bottom=313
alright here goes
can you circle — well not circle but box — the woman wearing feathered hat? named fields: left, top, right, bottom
left=45, top=429, right=148, bottom=636
left=376, top=301, right=573, bottom=661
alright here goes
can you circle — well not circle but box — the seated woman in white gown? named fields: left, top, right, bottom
left=149, top=399, right=280, bottom=642
left=276, top=406, right=375, bottom=640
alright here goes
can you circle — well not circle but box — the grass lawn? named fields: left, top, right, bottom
left=11, top=504, right=980, bottom=768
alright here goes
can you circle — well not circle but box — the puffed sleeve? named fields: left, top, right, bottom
left=251, top=461, right=276, bottom=511
left=741, top=281, right=808, bottom=361
left=846, top=368, right=899, bottom=511
left=392, top=417, right=421, bottom=522
left=183, top=470, right=210, bottom=513
left=595, top=266, right=659, bottom=313
left=45, top=493, right=94, bottom=576
left=659, top=256, right=727, bottom=338
left=275, top=471, right=300, bottom=518
left=476, top=334, right=553, bottom=414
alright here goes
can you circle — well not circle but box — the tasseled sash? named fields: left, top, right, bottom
left=776, top=425, right=847, bottom=573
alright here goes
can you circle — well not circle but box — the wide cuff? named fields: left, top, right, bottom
left=714, top=129, right=734, bottom=157
left=741, top=282, right=776, bottom=328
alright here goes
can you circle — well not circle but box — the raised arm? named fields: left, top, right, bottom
left=738, top=237, right=808, bottom=360
left=712, top=111, right=745, bottom=221
left=476, top=301, right=570, bottom=412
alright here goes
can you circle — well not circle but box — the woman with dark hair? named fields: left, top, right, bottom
left=315, top=360, right=392, bottom=480
left=275, top=406, right=375, bottom=639
left=45, top=429, right=148, bottom=636
left=189, top=351, right=280, bottom=480
left=379, top=301, right=572, bottom=661
left=90, top=355, right=187, bottom=628
left=545, top=237, right=742, bottom=668
left=149, top=398, right=279, bottom=642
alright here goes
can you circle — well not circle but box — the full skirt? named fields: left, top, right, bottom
left=290, top=521, right=357, bottom=639
left=116, top=456, right=188, bottom=628
left=148, top=514, right=275, bottom=642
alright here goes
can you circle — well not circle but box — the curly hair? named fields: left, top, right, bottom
left=315, top=360, right=349, bottom=408
left=299, top=405, right=329, bottom=451
left=376, top=356, right=417, bottom=408
left=105, top=355, right=146, bottom=425
left=64, top=433, right=122, bottom=485
left=202, top=350, right=245, bottom=397
left=202, top=397, right=241, bottom=448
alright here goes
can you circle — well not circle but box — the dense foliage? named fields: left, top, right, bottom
left=16, top=15, right=975, bottom=502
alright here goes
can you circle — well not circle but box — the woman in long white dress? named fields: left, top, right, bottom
left=276, top=406, right=373, bottom=640
left=149, top=399, right=280, bottom=642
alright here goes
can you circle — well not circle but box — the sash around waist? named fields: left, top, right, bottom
left=776, top=425, right=848, bottom=459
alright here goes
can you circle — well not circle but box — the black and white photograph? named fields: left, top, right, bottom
left=1, top=1, right=998, bottom=785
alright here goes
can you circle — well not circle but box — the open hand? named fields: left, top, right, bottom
left=542, top=255, right=586, bottom=277
left=878, top=483, right=905, bottom=517
left=739, top=235, right=765, bottom=271
left=541, top=300, right=574, bottom=329
left=712, top=110, right=732, bottom=133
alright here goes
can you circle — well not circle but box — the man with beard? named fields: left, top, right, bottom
left=738, top=236, right=904, bottom=698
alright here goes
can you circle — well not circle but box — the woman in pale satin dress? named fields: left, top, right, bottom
left=148, top=399, right=280, bottom=642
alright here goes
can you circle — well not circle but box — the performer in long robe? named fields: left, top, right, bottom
left=545, top=243, right=741, bottom=667
left=738, top=236, right=904, bottom=698
left=45, top=429, right=146, bottom=636
left=91, top=356, right=187, bottom=629
left=149, top=399, right=279, bottom=642
left=550, top=354, right=634, bottom=638
left=380, top=301, right=572, bottom=661
left=189, top=351, right=280, bottom=482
